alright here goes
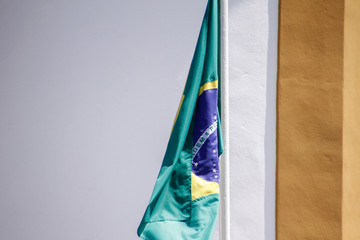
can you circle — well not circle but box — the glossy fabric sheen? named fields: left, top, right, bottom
left=193, top=88, right=219, bottom=183
left=139, top=195, right=219, bottom=240
left=191, top=172, right=219, bottom=201
left=198, top=80, right=218, bottom=96
left=138, top=0, right=222, bottom=239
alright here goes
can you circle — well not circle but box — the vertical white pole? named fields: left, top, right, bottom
left=220, top=0, right=230, bottom=239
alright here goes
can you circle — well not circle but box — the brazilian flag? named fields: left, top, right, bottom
left=137, top=0, right=223, bottom=239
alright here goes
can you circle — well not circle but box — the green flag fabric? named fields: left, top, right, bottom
left=137, top=0, right=223, bottom=239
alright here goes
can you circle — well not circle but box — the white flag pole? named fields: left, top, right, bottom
left=220, top=0, right=230, bottom=239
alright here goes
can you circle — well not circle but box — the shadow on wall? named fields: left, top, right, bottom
left=265, top=0, right=278, bottom=239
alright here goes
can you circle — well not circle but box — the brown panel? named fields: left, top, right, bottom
left=343, top=1, right=360, bottom=239
left=277, top=0, right=344, bottom=239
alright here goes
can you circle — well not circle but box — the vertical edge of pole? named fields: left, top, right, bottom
left=220, top=0, right=230, bottom=239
